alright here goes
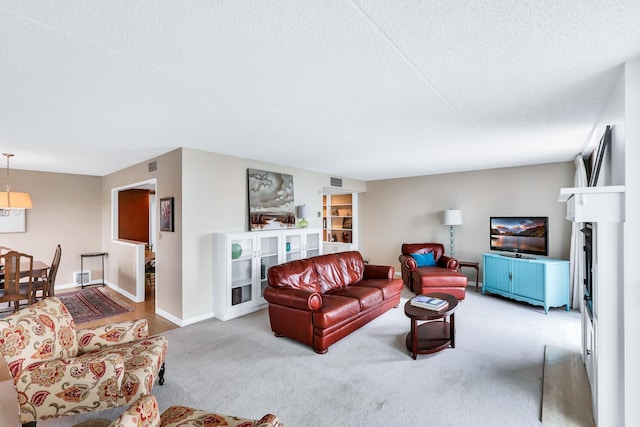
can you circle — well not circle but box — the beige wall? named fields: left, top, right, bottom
left=360, top=162, right=575, bottom=282
left=101, top=149, right=183, bottom=320
left=0, top=170, right=101, bottom=287
left=4, top=149, right=573, bottom=324
left=181, top=148, right=365, bottom=322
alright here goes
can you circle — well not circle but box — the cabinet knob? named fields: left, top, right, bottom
left=586, top=349, right=592, bottom=355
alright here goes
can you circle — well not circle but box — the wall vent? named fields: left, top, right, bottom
left=148, top=161, right=157, bottom=172
left=73, top=271, right=91, bottom=286
left=330, top=177, right=342, bottom=187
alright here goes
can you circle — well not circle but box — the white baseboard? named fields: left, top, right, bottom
left=56, top=281, right=211, bottom=328
left=155, top=307, right=214, bottom=327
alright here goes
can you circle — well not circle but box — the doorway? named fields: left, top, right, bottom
left=112, top=179, right=158, bottom=304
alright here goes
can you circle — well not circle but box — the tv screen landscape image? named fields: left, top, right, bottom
left=490, top=217, right=548, bottom=256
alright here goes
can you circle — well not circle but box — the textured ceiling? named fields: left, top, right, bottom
left=1, top=1, right=639, bottom=180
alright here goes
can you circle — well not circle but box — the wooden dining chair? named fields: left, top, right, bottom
left=0, top=250, right=34, bottom=312
left=31, top=244, right=62, bottom=301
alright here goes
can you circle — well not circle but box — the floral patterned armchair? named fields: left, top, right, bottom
left=108, top=394, right=283, bottom=427
left=0, top=297, right=168, bottom=426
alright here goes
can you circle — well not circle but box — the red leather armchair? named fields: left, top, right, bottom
left=399, top=243, right=467, bottom=300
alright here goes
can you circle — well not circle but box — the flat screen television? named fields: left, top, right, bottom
left=490, top=216, right=548, bottom=257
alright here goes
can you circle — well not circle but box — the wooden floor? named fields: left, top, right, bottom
left=68, top=285, right=179, bottom=336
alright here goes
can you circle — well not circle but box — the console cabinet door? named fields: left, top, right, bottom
left=511, top=261, right=545, bottom=301
left=483, top=255, right=511, bottom=292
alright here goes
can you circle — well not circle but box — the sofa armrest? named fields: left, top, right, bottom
left=363, top=264, right=395, bottom=280
left=398, top=254, right=417, bottom=271
left=264, top=287, right=322, bottom=311
left=108, top=394, right=160, bottom=427
left=77, top=319, right=149, bottom=354
left=438, top=255, right=460, bottom=270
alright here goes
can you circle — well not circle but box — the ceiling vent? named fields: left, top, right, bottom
left=148, top=161, right=157, bottom=172
left=330, top=177, right=342, bottom=187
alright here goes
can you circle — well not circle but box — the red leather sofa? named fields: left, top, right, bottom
left=399, top=243, right=467, bottom=300
left=264, top=251, right=403, bottom=354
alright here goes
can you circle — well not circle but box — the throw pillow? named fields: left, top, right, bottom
left=410, top=252, right=436, bottom=267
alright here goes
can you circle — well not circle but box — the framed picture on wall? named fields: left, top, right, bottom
left=160, top=197, right=174, bottom=232
left=0, top=209, right=26, bottom=233
left=247, top=168, right=296, bottom=231
left=588, top=125, right=612, bottom=187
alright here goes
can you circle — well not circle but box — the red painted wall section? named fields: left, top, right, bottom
left=118, top=189, right=150, bottom=242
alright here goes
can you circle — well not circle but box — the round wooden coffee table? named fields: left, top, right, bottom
left=404, top=292, right=458, bottom=359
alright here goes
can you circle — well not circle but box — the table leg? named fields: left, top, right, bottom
left=411, top=319, right=417, bottom=360
left=450, top=313, right=455, bottom=348
left=475, top=266, right=479, bottom=292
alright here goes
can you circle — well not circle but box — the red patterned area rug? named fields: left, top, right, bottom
left=57, top=287, right=133, bottom=324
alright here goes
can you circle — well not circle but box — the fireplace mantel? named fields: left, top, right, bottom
left=558, top=185, right=625, bottom=223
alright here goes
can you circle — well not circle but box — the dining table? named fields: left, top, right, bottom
left=0, top=260, right=50, bottom=283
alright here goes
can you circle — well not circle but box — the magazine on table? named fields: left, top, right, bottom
left=410, top=295, right=449, bottom=311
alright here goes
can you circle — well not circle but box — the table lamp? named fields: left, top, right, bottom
left=296, top=205, right=310, bottom=228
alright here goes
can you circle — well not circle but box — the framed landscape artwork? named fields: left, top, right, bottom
left=247, top=168, right=296, bottom=230
left=160, top=197, right=174, bottom=232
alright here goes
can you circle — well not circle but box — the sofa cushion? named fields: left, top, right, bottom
left=410, top=252, right=436, bottom=267
left=326, top=286, right=383, bottom=311
left=336, top=251, right=365, bottom=284
left=312, top=254, right=351, bottom=292
left=353, top=279, right=403, bottom=300
left=312, top=295, right=361, bottom=329
left=267, top=258, right=319, bottom=293
left=412, top=267, right=467, bottom=288
left=83, top=335, right=168, bottom=404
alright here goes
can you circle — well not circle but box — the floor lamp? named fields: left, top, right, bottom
left=443, top=209, right=463, bottom=257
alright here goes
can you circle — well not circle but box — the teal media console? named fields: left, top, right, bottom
left=482, top=253, right=569, bottom=314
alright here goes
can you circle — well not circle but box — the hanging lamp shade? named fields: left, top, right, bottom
left=0, top=191, right=32, bottom=209
left=0, top=153, right=32, bottom=209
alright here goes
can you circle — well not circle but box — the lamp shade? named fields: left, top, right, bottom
left=0, top=191, right=32, bottom=209
left=296, top=205, right=311, bottom=219
left=443, top=209, right=463, bottom=226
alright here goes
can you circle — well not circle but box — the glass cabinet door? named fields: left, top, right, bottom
left=284, top=232, right=303, bottom=262
left=229, top=236, right=254, bottom=306
left=304, top=230, right=321, bottom=258
left=257, top=232, right=281, bottom=303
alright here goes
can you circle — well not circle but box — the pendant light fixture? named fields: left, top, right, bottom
left=0, top=153, right=32, bottom=214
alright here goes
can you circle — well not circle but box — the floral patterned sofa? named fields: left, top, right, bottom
left=0, top=297, right=168, bottom=426
left=105, top=394, right=283, bottom=427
